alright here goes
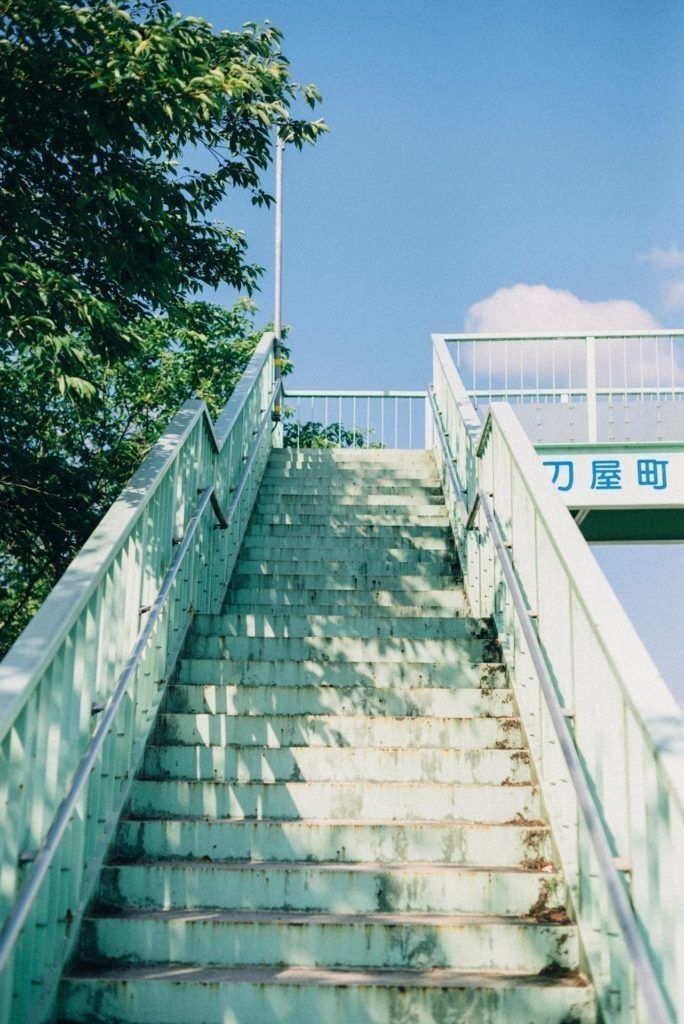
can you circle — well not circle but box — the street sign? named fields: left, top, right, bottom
left=539, top=449, right=684, bottom=507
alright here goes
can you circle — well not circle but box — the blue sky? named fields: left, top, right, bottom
left=179, top=1, right=684, bottom=700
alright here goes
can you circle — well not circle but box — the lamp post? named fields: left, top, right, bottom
left=273, top=132, right=284, bottom=421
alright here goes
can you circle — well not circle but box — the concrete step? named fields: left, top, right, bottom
left=183, top=635, right=499, bottom=665
left=247, top=519, right=449, bottom=535
left=244, top=524, right=452, bottom=545
left=226, top=571, right=462, bottom=592
left=249, top=511, right=450, bottom=527
left=222, top=592, right=468, bottom=617
left=240, top=539, right=454, bottom=559
left=163, top=683, right=513, bottom=717
left=114, top=817, right=554, bottom=867
left=235, top=560, right=459, bottom=579
left=262, top=469, right=440, bottom=485
left=256, top=483, right=443, bottom=497
left=177, top=658, right=505, bottom=689
left=60, top=963, right=595, bottom=1024
left=78, top=908, right=577, bottom=973
left=142, top=744, right=530, bottom=785
left=154, top=713, right=521, bottom=749
left=97, top=860, right=562, bottom=915
left=190, top=613, right=490, bottom=641
left=127, top=780, right=538, bottom=823
left=255, top=495, right=445, bottom=509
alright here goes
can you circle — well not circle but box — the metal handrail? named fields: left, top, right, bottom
left=284, top=389, right=426, bottom=398
left=477, top=489, right=672, bottom=1024
left=468, top=386, right=684, bottom=397
left=227, top=381, right=280, bottom=517
left=430, top=396, right=673, bottom=1024
left=0, top=384, right=280, bottom=976
left=426, top=386, right=468, bottom=525
left=434, top=330, right=684, bottom=340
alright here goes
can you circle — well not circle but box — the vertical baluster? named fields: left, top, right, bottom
left=394, top=396, right=398, bottom=448
left=338, top=396, right=342, bottom=448
left=504, top=340, right=508, bottom=400
left=488, top=341, right=493, bottom=406
left=655, top=336, right=663, bottom=439
left=535, top=340, right=540, bottom=404
left=520, top=342, right=524, bottom=403
left=472, top=342, right=477, bottom=407
left=409, top=397, right=413, bottom=450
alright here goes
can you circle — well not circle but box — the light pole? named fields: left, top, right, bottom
left=273, top=132, right=284, bottom=421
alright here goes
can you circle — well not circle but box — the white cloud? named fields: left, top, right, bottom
left=663, top=280, right=684, bottom=311
left=465, top=283, right=660, bottom=334
left=641, top=246, right=684, bottom=270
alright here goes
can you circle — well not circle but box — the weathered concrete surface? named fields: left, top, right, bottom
left=59, top=449, right=595, bottom=1023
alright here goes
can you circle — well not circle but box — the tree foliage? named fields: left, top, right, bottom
left=0, top=301, right=277, bottom=654
left=0, top=3, right=324, bottom=654
left=0, top=0, right=324, bottom=393
left=283, top=420, right=382, bottom=449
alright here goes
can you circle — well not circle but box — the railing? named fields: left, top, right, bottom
left=431, top=335, right=684, bottom=1024
left=284, top=389, right=428, bottom=449
left=0, top=333, right=279, bottom=1024
left=434, top=331, right=684, bottom=443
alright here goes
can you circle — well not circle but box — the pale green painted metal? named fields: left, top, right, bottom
left=431, top=335, right=684, bottom=1023
left=284, top=389, right=428, bottom=449
left=0, top=333, right=278, bottom=1023
left=433, top=330, right=684, bottom=444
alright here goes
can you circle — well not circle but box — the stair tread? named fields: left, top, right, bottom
left=105, top=859, right=555, bottom=875
left=62, top=962, right=591, bottom=989
left=85, top=907, right=570, bottom=927
left=121, top=816, right=546, bottom=827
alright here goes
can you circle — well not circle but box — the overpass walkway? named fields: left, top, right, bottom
left=0, top=331, right=682, bottom=1023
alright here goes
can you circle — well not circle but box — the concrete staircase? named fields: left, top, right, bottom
left=59, top=449, right=596, bottom=1023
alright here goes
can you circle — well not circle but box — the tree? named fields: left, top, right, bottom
left=0, top=300, right=282, bottom=654
left=0, top=0, right=324, bottom=394
left=0, top=3, right=324, bottom=653
left=283, top=419, right=383, bottom=448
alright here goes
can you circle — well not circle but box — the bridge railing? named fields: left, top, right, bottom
left=284, top=389, right=428, bottom=449
left=434, top=330, right=684, bottom=443
left=0, top=333, right=278, bottom=1024
left=431, top=335, right=684, bottom=1024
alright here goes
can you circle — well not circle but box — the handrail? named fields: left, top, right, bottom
left=434, top=330, right=684, bottom=340
left=0, top=332, right=276, bottom=739
left=285, top=389, right=426, bottom=398
left=430, top=343, right=683, bottom=1022
left=430, top=392, right=672, bottom=1022
left=0, top=380, right=281, bottom=979
left=282, top=387, right=428, bottom=450
left=476, top=484, right=673, bottom=1024
left=426, top=386, right=468, bottom=525
left=0, top=486, right=211, bottom=973
left=486, top=404, right=684, bottom=812
left=0, top=331, right=278, bottom=1024
left=227, top=382, right=281, bottom=515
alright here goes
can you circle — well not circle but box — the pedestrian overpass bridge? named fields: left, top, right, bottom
left=0, top=331, right=682, bottom=1023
